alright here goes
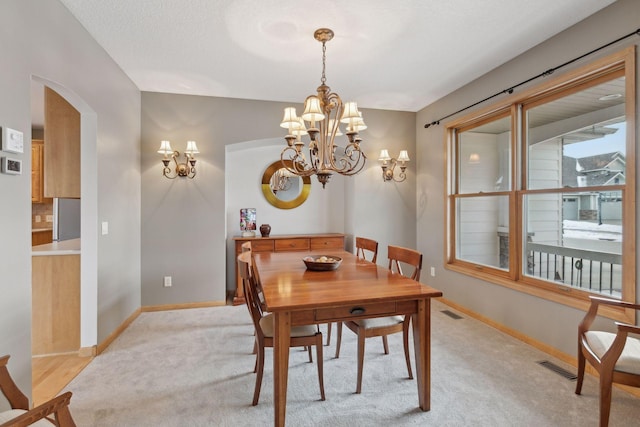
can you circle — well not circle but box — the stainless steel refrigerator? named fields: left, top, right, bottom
left=53, top=198, right=81, bottom=241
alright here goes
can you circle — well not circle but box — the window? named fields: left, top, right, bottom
left=446, top=47, right=636, bottom=322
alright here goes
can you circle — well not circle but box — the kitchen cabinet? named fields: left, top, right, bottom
left=32, top=229, right=53, bottom=246
left=32, top=253, right=80, bottom=355
left=232, top=233, right=345, bottom=305
left=44, top=86, right=80, bottom=198
left=31, top=139, right=53, bottom=204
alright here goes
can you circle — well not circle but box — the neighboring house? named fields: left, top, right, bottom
left=562, top=151, right=625, bottom=221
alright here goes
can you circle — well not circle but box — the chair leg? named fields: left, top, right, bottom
left=252, top=330, right=257, bottom=354
left=326, top=322, right=332, bottom=346
left=575, top=346, right=585, bottom=395
left=335, top=322, right=343, bottom=358
left=402, top=320, right=413, bottom=380
left=252, top=345, right=265, bottom=406
left=307, top=345, right=313, bottom=363
left=356, top=331, right=366, bottom=394
left=315, top=334, right=326, bottom=401
left=382, top=336, right=389, bottom=354
left=253, top=337, right=258, bottom=373
left=599, top=370, right=614, bottom=427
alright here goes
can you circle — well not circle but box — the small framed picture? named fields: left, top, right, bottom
left=240, top=208, right=257, bottom=235
left=1, top=157, right=22, bottom=175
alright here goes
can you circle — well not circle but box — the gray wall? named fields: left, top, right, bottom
left=0, top=0, right=141, bottom=395
left=141, top=92, right=416, bottom=306
left=416, top=0, right=640, bottom=358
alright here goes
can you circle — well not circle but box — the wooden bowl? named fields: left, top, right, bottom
left=302, top=255, right=342, bottom=271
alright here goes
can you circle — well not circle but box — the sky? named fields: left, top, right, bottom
left=563, top=122, right=625, bottom=158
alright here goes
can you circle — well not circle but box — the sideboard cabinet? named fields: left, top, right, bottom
left=232, top=233, right=345, bottom=305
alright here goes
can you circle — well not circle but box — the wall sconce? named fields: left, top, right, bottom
left=378, top=149, right=410, bottom=182
left=157, top=140, right=199, bottom=179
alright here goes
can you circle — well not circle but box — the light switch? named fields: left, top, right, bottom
left=1, top=127, right=24, bottom=153
left=101, top=221, right=109, bottom=235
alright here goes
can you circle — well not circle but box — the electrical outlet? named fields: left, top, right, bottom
left=430, top=267, right=436, bottom=277
left=163, top=276, right=172, bottom=287
left=35, top=215, right=41, bottom=222
left=45, top=215, right=53, bottom=222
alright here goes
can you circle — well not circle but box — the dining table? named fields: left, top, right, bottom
left=252, top=249, right=443, bottom=426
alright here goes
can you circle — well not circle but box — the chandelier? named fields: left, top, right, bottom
left=280, top=28, right=367, bottom=189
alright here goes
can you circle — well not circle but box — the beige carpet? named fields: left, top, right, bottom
left=63, top=300, right=640, bottom=426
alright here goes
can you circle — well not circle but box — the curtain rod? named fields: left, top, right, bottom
left=423, top=28, right=640, bottom=129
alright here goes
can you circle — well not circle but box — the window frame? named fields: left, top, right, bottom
left=445, top=47, right=636, bottom=323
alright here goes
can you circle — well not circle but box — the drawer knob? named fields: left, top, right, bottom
left=350, top=307, right=366, bottom=315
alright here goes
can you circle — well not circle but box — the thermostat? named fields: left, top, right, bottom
left=1, top=127, right=24, bottom=153
left=1, top=157, right=22, bottom=175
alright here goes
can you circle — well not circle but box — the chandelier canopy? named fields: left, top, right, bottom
left=280, top=28, right=367, bottom=189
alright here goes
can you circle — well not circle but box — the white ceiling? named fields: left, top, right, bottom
left=55, top=0, right=615, bottom=113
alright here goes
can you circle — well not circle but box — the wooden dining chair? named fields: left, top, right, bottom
left=330, top=237, right=380, bottom=348
left=355, top=236, right=378, bottom=263
left=335, top=244, right=422, bottom=393
left=237, top=253, right=326, bottom=405
left=575, top=296, right=640, bottom=427
left=0, top=354, right=77, bottom=427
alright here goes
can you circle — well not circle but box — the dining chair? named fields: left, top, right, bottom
left=355, top=236, right=378, bottom=263
left=331, top=237, right=380, bottom=349
left=237, top=252, right=326, bottom=405
left=335, top=244, right=422, bottom=393
left=575, top=296, right=640, bottom=427
left=0, top=354, right=77, bottom=426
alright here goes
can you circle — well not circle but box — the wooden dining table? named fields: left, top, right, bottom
left=252, top=249, right=443, bottom=426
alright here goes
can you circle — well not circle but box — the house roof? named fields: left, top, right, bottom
left=562, top=152, right=625, bottom=188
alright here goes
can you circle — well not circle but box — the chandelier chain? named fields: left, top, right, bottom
left=321, top=41, right=327, bottom=85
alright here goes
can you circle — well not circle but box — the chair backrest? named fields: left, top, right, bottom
left=0, top=355, right=29, bottom=411
left=387, top=245, right=422, bottom=281
left=355, top=237, right=378, bottom=263
left=241, top=241, right=252, bottom=253
left=237, top=253, right=265, bottom=339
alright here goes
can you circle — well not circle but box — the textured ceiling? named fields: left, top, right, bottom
left=56, top=0, right=615, bottom=112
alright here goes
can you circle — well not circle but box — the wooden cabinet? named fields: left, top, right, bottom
left=32, top=229, right=53, bottom=246
left=32, top=140, right=46, bottom=203
left=44, top=87, right=81, bottom=198
left=32, top=254, right=80, bottom=355
left=232, top=233, right=345, bottom=305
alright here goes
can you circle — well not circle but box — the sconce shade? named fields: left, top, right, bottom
left=302, top=96, right=325, bottom=122
left=185, top=140, right=199, bottom=154
left=378, top=149, right=391, bottom=162
left=398, top=150, right=410, bottom=162
left=157, top=140, right=173, bottom=155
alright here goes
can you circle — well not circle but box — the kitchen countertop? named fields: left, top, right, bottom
left=32, top=227, right=53, bottom=233
left=32, top=238, right=81, bottom=256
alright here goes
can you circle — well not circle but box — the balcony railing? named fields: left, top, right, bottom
left=526, top=242, right=622, bottom=297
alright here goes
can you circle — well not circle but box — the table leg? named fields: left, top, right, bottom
left=273, top=311, right=291, bottom=426
left=412, top=298, right=431, bottom=411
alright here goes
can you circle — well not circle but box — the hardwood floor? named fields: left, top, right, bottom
left=32, top=354, right=93, bottom=406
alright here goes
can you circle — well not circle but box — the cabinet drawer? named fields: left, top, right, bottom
left=275, top=238, right=310, bottom=251
left=250, top=240, right=275, bottom=252
left=314, top=302, right=397, bottom=322
left=310, top=237, right=344, bottom=251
